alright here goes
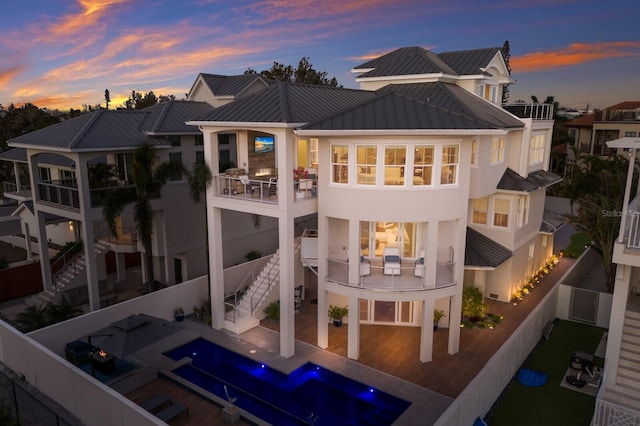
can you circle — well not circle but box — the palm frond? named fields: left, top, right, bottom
left=134, top=197, right=153, bottom=250
left=188, top=161, right=213, bottom=202
left=102, top=187, right=137, bottom=236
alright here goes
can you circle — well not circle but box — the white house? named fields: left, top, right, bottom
left=188, top=46, right=559, bottom=362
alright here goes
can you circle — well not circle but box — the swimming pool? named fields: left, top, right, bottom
left=163, top=338, right=410, bottom=425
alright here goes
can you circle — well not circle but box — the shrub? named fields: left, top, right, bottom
left=245, top=250, right=262, bottom=261
left=264, top=301, right=280, bottom=323
left=462, top=286, right=487, bottom=319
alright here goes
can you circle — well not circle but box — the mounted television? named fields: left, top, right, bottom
left=254, top=135, right=274, bottom=153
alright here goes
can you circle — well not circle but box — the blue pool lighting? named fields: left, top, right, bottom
left=163, top=338, right=410, bottom=426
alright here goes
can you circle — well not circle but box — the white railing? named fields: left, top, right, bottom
left=503, top=103, right=554, bottom=120
left=3, top=181, right=31, bottom=195
left=592, top=397, right=640, bottom=426
left=37, top=181, right=80, bottom=210
left=214, top=175, right=318, bottom=204
left=327, top=258, right=456, bottom=291
left=249, top=261, right=280, bottom=314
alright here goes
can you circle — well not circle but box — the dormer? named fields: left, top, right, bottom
left=186, top=73, right=270, bottom=108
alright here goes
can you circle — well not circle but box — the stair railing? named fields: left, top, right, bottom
left=250, top=261, right=280, bottom=315
left=51, top=240, right=84, bottom=292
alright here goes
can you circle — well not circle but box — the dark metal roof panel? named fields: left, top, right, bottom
left=438, top=48, right=501, bottom=75
left=497, top=168, right=562, bottom=192
left=200, top=74, right=269, bottom=96
left=354, top=46, right=457, bottom=77
left=302, top=82, right=524, bottom=131
left=465, top=227, right=512, bottom=268
left=141, top=100, right=214, bottom=134
left=198, top=83, right=375, bottom=124
left=8, top=110, right=167, bottom=151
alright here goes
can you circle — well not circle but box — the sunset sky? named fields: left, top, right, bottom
left=1, top=0, right=638, bottom=112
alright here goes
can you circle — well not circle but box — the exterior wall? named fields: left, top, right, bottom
left=17, top=209, right=76, bottom=247
left=468, top=135, right=508, bottom=199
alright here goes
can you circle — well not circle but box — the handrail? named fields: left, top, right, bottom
left=51, top=240, right=84, bottom=292
left=250, top=260, right=279, bottom=315
left=225, top=269, right=256, bottom=308
left=224, top=302, right=239, bottom=323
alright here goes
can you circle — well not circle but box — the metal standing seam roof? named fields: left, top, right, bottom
left=0, top=147, right=75, bottom=167
left=353, top=46, right=502, bottom=78
left=353, top=46, right=457, bottom=77
left=193, top=82, right=376, bottom=124
left=301, top=82, right=525, bottom=131
left=141, top=100, right=214, bottom=134
left=198, top=74, right=270, bottom=97
left=7, top=110, right=168, bottom=152
left=465, top=227, right=512, bottom=268
left=497, top=168, right=562, bottom=192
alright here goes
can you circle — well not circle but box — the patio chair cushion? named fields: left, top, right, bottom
left=65, top=340, right=91, bottom=365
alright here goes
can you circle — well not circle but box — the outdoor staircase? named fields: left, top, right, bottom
left=54, top=240, right=109, bottom=291
left=603, top=310, right=640, bottom=411
left=224, top=240, right=301, bottom=334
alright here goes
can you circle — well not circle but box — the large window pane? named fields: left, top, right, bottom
left=494, top=199, right=510, bottom=228
left=384, top=146, right=406, bottom=185
left=414, top=145, right=433, bottom=185
left=357, top=145, right=377, bottom=185
left=331, top=145, right=348, bottom=184
left=441, top=145, right=458, bottom=184
left=472, top=198, right=488, bottom=225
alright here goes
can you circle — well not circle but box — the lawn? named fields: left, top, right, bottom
left=485, top=319, right=606, bottom=426
left=563, top=232, right=592, bottom=258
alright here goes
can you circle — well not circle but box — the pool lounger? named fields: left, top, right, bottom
left=140, top=393, right=171, bottom=412
left=155, top=402, right=189, bottom=423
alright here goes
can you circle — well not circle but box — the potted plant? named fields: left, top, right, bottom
left=433, top=309, right=446, bottom=331
left=174, top=307, right=184, bottom=322
left=328, top=305, right=348, bottom=327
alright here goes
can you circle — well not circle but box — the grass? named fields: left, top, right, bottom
left=485, top=319, right=606, bottom=426
left=563, top=232, right=592, bottom=258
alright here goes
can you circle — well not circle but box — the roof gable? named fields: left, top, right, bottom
left=465, top=227, right=512, bottom=268
left=497, top=168, right=562, bottom=192
left=188, top=73, right=270, bottom=100
left=353, top=46, right=457, bottom=78
left=438, top=47, right=503, bottom=76
left=141, top=100, right=214, bottom=134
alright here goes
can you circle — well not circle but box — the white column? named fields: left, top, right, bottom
left=23, top=222, right=33, bottom=261
left=35, top=210, right=52, bottom=292
left=115, top=252, right=126, bottom=281
left=80, top=222, right=100, bottom=311
left=317, top=215, right=329, bottom=349
left=618, top=148, right=636, bottom=243
left=426, top=221, right=438, bottom=288
left=347, top=296, right=360, bottom=360
left=420, top=298, right=435, bottom=362
left=209, top=206, right=225, bottom=329
left=348, top=219, right=360, bottom=284
left=279, top=215, right=295, bottom=358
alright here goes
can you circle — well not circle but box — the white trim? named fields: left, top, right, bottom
left=295, top=129, right=509, bottom=137
left=187, top=121, right=304, bottom=129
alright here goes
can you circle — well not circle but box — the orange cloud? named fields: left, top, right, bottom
left=512, top=41, right=640, bottom=72
left=0, top=65, right=27, bottom=90
left=49, top=0, right=131, bottom=37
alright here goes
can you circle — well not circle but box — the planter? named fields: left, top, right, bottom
left=333, top=319, right=343, bottom=327
left=174, top=313, right=184, bottom=322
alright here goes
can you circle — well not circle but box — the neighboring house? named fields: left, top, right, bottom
left=568, top=101, right=640, bottom=156
left=594, top=136, right=640, bottom=424
left=1, top=100, right=214, bottom=311
left=189, top=45, right=559, bottom=362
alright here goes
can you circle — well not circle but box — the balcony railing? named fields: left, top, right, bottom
left=2, top=181, right=32, bottom=198
left=214, top=175, right=317, bottom=204
left=623, top=195, right=640, bottom=249
left=327, top=258, right=456, bottom=291
left=593, top=396, right=640, bottom=425
left=90, top=184, right=136, bottom=208
left=503, top=103, right=554, bottom=120
left=37, top=180, right=80, bottom=210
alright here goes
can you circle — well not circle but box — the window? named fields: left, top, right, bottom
left=528, top=135, right=545, bottom=165
left=195, top=151, right=204, bottom=165
left=626, top=131, right=638, bottom=137
left=117, top=153, right=133, bottom=183
left=478, top=84, right=496, bottom=102
left=356, top=145, right=377, bottom=185
left=384, top=146, right=406, bottom=185
left=167, top=135, right=181, bottom=147
left=169, top=152, right=183, bottom=181
left=491, top=137, right=504, bottom=165
left=472, top=198, right=488, bottom=225
left=529, top=243, right=535, bottom=258
left=309, top=138, right=318, bottom=167
left=414, top=145, right=434, bottom=185
left=39, top=167, right=51, bottom=182
left=493, top=198, right=510, bottom=228
left=470, top=139, right=477, bottom=166
left=195, top=134, right=204, bottom=146
left=542, top=235, right=548, bottom=247
left=440, top=145, right=458, bottom=185
left=517, top=196, right=529, bottom=228
left=331, top=145, right=349, bottom=184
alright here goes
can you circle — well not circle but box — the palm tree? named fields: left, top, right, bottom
left=103, top=143, right=185, bottom=293
left=14, top=304, right=49, bottom=332
left=45, top=296, right=82, bottom=323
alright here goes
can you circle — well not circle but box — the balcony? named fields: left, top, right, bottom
left=2, top=181, right=32, bottom=200
left=214, top=175, right=317, bottom=204
left=37, top=180, right=79, bottom=211
left=327, top=258, right=456, bottom=291
left=503, top=103, right=554, bottom=120
left=623, top=195, right=640, bottom=249
left=90, top=184, right=136, bottom=208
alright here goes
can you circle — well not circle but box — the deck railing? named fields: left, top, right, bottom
left=592, top=397, right=640, bottom=425
left=623, top=195, right=640, bottom=249
left=214, top=175, right=317, bottom=204
left=503, top=103, right=554, bottom=120
left=37, top=180, right=80, bottom=210
left=3, top=181, right=31, bottom=197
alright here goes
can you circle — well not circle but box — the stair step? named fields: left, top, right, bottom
left=619, top=357, right=640, bottom=372
left=616, top=375, right=640, bottom=396
left=622, top=334, right=640, bottom=348
left=626, top=310, right=640, bottom=321
left=624, top=324, right=640, bottom=338
left=625, top=316, right=640, bottom=329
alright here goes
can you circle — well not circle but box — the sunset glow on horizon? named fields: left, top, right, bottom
left=1, top=0, right=638, bottom=111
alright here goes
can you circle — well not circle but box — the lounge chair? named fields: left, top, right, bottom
left=65, top=340, right=92, bottom=366
left=155, top=401, right=189, bottom=423
left=414, top=250, right=425, bottom=277
left=383, top=247, right=402, bottom=275
left=140, top=393, right=172, bottom=413
left=360, top=256, right=371, bottom=276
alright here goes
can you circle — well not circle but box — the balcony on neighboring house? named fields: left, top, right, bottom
left=3, top=181, right=32, bottom=201
left=503, top=103, right=554, bottom=120
left=624, top=195, right=640, bottom=250
left=37, top=179, right=80, bottom=211
left=596, top=109, right=640, bottom=122
left=90, top=184, right=137, bottom=208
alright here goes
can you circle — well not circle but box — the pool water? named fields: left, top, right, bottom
left=163, top=338, right=410, bottom=425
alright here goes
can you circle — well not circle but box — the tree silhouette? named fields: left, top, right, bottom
left=246, top=57, right=341, bottom=87
left=501, top=40, right=511, bottom=104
